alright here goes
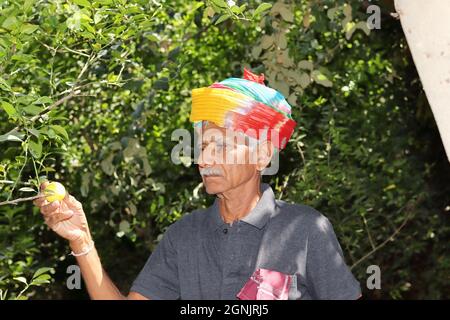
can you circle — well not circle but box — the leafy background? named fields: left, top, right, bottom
left=0, top=0, right=448, bottom=299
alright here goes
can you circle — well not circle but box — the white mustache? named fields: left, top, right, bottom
left=199, top=167, right=223, bottom=176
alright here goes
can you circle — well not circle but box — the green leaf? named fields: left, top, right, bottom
left=12, top=53, right=35, bottom=62
left=107, top=73, right=118, bottom=83
left=32, top=267, right=54, bottom=279
left=146, top=33, right=160, bottom=42
left=80, top=172, right=91, bottom=197
left=16, top=95, right=34, bottom=105
left=20, top=24, right=39, bottom=34
left=67, top=12, right=82, bottom=31
left=273, top=80, right=290, bottom=97
left=94, top=12, right=104, bottom=24
left=298, top=60, right=314, bottom=71
left=311, top=70, right=333, bottom=87
left=0, top=78, right=12, bottom=91
left=279, top=6, right=294, bottom=22
left=355, top=21, right=370, bottom=36
left=101, top=153, right=115, bottom=175
left=261, top=35, right=273, bottom=49
left=30, top=274, right=51, bottom=286
left=288, top=92, right=297, bottom=105
left=298, top=73, right=311, bottom=89
left=82, top=22, right=96, bottom=34
left=47, top=128, right=56, bottom=139
left=27, top=128, right=40, bottom=138
left=215, top=14, right=230, bottom=25
left=0, top=129, right=24, bottom=143
left=28, top=139, right=43, bottom=158
left=192, top=1, right=204, bottom=11
left=1, top=101, right=16, bottom=117
left=50, top=125, right=69, bottom=140
left=205, top=6, right=215, bottom=17
left=253, top=3, right=272, bottom=17
left=33, top=96, right=53, bottom=105
left=230, top=5, right=242, bottom=14
left=23, top=0, right=36, bottom=12
left=80, top=31, right=95, bottom=39
left=73, top=0, right=91, bottom=8
left=119, top=220, right=131, bottom=233
left=210, top=0, right=227, bottom=8
left=95, top=0, right=113, bottom=4
left=168, top=46, right=181, bottom=61
left=18, top=187, right=36, bottom=192
left=22, top=105, right=43, bottom=115
left=141, top=156, right=152, bottom=176
left=123, top=138, right=141, bottom=161
left=153, top=77, right=169, bottom=90
left=13, top=277, right=28, bottom=285
left=251, top=45, right=262, bottom=59
left=2, top=16, right=19, bottom=30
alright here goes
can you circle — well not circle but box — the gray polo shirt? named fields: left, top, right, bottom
left=130, top=183, right=361, bottom=300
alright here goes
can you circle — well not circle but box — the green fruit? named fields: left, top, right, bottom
left=43, top=182, right=66, bottom=202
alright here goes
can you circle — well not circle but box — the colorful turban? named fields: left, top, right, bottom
left=190, top=68, right=296, bottom=150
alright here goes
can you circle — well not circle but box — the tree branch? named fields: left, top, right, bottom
left=350, top=195, right=424, bottom=270
left=0, top=194, right=44, bottom=206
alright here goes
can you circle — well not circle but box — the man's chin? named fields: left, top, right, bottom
left=202, top=177, right=226, bottom=194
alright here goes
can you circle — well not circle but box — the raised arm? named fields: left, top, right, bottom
left=34, top=181, right=150, bottom=300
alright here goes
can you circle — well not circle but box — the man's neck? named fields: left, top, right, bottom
left=217, top=178, right=262, bottom=225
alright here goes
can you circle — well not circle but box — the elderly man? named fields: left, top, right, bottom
left=34, top=69, right=361, bottom=300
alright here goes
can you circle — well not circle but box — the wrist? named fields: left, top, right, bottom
left=69, top=233, right=93, bottom=254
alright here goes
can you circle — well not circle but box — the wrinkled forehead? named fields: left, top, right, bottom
left=195, top=121, right=248, bottom=145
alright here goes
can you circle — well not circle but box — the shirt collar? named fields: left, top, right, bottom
left=208, top=183, right=276, bottom=231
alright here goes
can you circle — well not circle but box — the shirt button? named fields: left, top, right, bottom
left=223, top=228, right=228, bottom=234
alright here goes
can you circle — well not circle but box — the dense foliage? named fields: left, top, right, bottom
left=0, top=0, right=448, bottom=299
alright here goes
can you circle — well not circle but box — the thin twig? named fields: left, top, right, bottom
left=76, top=53, right=94, bottom=83
left=29, top=90, right=79, bottom=122
left=350, top=209, right=413, bottom=270
left=296, top=142, right=306, bottom=168
left=0, top=194, right=44, bottom=206
left=62, top=45, right=91, bottom=58
left=38, top=40, right=90, bottom=58
left=6, top=148, right=28, bottom=202
left=8, top=52, right=93, bottom=132
left=362, top=214, right=376, bottom=250
left=278, top=172, right=291, bottom=200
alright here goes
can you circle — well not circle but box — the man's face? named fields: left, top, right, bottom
left=197, top=122, right=260, bottom=195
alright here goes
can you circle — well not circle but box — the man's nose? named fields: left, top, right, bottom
left=197, top=145, right=216, bottom=167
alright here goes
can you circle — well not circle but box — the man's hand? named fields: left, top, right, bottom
left=33, top=181, right=149, bottom=300
left=33, top=181, right=92, bottom=245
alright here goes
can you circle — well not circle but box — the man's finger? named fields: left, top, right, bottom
left=41, top=200, right=61, bottom=216
left=46, top=210, right=74, bottom=227
left=39, top=181, right=50, bottom=192
left=66, top=195, right=83, bottom=211
left=33, top=196, right=48, bottom=207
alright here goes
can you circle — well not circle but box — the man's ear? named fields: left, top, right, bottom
left=256, top=140, right=274, bottom=172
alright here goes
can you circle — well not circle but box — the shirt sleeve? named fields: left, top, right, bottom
left=305, top=215, right=361, bottom=300
left=129, top=224, right=180, bottom=300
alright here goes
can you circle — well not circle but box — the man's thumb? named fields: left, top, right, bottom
left=39, top=180, right=50, bottom=192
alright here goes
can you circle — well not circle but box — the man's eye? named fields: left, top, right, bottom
left=216, top=143, right=227, bottom=150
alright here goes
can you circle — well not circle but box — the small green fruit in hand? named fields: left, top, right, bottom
left=43, top=182, right=66, bottom=202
